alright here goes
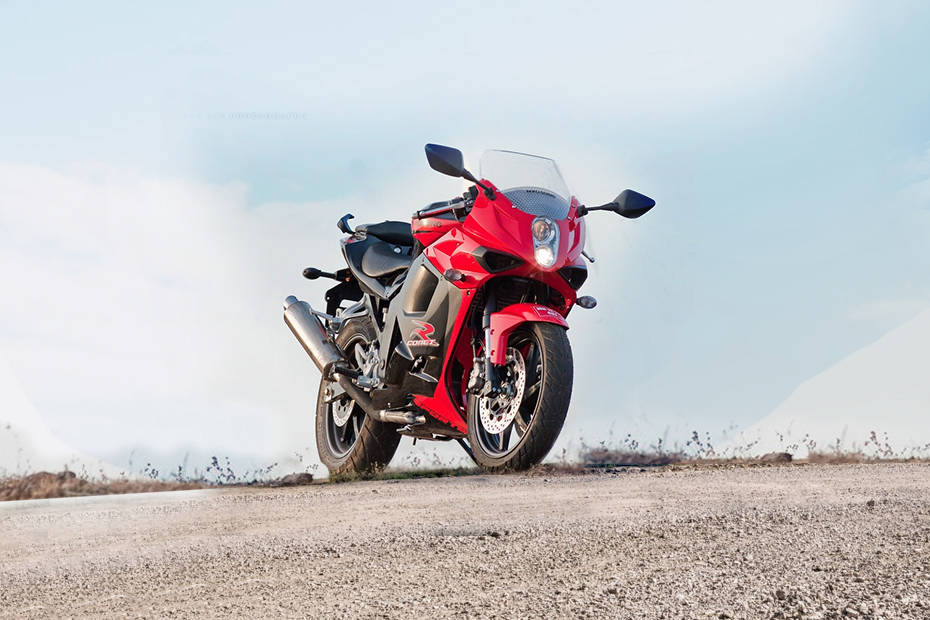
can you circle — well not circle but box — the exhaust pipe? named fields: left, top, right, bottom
left=283, top=295, right=345, bottom=376
left=284, top=296, right=426, bottom=427
left=332, top=374, right=423, bottom=425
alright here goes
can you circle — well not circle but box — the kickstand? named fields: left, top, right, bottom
left=456, top=438, right=478, bottom=465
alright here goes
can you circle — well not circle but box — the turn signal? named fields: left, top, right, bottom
left=443, top=268, right=465, bottom=282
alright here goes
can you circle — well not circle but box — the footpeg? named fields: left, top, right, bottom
left=302, top=267, right=339, bottom=281
left=331, top=365, right=361, bottom=379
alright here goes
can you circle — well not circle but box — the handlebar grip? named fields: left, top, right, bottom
left=415, top=205, right=452, bottom=219
left=414, top=196, right=465, bottom=219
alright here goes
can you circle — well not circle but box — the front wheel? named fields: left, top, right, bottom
left=466, top=322, right=573, bottom=472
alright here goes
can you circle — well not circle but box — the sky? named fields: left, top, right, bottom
left=1, top=1, right=929, bottom=472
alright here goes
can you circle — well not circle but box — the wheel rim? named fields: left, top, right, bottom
left=324, top=333, right=369, bottom=459
left=474, top=328, right=543, bottom=458
left=478, top=347, right=526, bottom=434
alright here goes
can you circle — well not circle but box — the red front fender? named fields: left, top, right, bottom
left=488, top=303, right=569, bottom=365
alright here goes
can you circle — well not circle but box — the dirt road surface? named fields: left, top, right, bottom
left=2, top=463, right=929, bottom=618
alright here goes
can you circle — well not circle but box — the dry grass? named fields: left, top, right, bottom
left=804, top=451, right=930, bottom=464
left=0, top=470, right=206, bottom=502
left=579, top=446, right=930, bottom=468
left=6, top=453, right=930, bottom=501
left=580, top=448, right=684, bottom=467
left=5, top=427, right=930, bottom=501
left=0, top=470, right=328, bottom=502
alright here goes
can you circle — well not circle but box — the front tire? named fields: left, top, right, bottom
left=315, top=318, right=401, bottom=476
left=466, top=322, right=573, bottom=472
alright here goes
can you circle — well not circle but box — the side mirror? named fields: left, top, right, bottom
left=611, top=189, right=655, bottom=219
left=424, top=143, right=497, bottom=199
left=425, top=143, right=468, bottom=178
left=577, top=189, right=656, bottom=218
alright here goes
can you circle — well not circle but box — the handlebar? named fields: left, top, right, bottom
left=414, top=196, right=465, bottom=219
left=413, top=186, right=482, bottom=220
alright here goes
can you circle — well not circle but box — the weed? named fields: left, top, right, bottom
left=5, top=425, right=930, bottom=501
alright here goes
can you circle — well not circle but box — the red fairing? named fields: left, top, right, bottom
left=488, top=303, right=569, bottom=365
left=406, top=182, right=584, bottom=428
left=422, top=182, right=585, bottom=306
left=412, top=215, right=459, bottom=247
left=411, top=290, right=474, bottom=433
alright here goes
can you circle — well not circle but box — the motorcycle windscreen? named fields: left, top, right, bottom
left=478, top=149, right=572, bottom=220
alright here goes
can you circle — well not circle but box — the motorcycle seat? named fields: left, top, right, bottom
left=357, top=220, right=414, bottom=246
left=361, top=242, right=413, bottom=278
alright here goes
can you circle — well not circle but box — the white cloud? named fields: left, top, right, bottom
left=730, top=308, right=930, bottom=456
left=0, top=353, right=115, bottom=476
left=0, top=164, right=354, bottom=465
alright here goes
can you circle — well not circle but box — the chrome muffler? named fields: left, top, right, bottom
left=283, top=295, right=345, bottom=376
left=283, top=296, right=424, bottom=426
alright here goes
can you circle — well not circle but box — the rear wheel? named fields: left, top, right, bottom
left=315, top=318, right=401, bottom=476
left=466, top=322, right=573, bottom=472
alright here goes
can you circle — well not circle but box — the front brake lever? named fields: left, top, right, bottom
left=581, top=250, right=596, bottom=263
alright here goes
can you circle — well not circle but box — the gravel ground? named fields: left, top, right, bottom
left=1, top=463, right=929, bottom=619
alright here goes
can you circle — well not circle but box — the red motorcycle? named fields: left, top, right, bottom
left=284, top=144, right=655, bottom=473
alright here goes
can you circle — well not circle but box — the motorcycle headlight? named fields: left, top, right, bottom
left=531, top=217, right=559, bottom=268
left=532, top=218, right=556, bottom=243
left=534, top=245, right=556, bottom=267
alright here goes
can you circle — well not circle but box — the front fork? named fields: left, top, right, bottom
left=469, top=289, right=528, bottom=398
left=480, top=290, right=502, bottom=396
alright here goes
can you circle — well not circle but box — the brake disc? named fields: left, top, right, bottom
left=331, top=336, right=377, bottom=427
left=479, top=347, right=526, bottom=434
left=331, top=395, right=354, bottom=427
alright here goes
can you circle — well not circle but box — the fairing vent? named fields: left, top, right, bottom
left=558, top=264, right=588, bottom=290
left=473, top=247, right=524, bottom=274
left=494, top=280, right=529, bottom=310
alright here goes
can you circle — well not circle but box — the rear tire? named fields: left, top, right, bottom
left=466, top=322, right=573, bottom=472
left=315, top=318, right=401, bottom=476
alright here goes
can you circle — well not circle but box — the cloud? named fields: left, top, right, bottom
left=0, top=352, right=116, bottom=476
left=731, top=308, right=930, bottom=456
left=0, top=163, right=356, bottom=464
